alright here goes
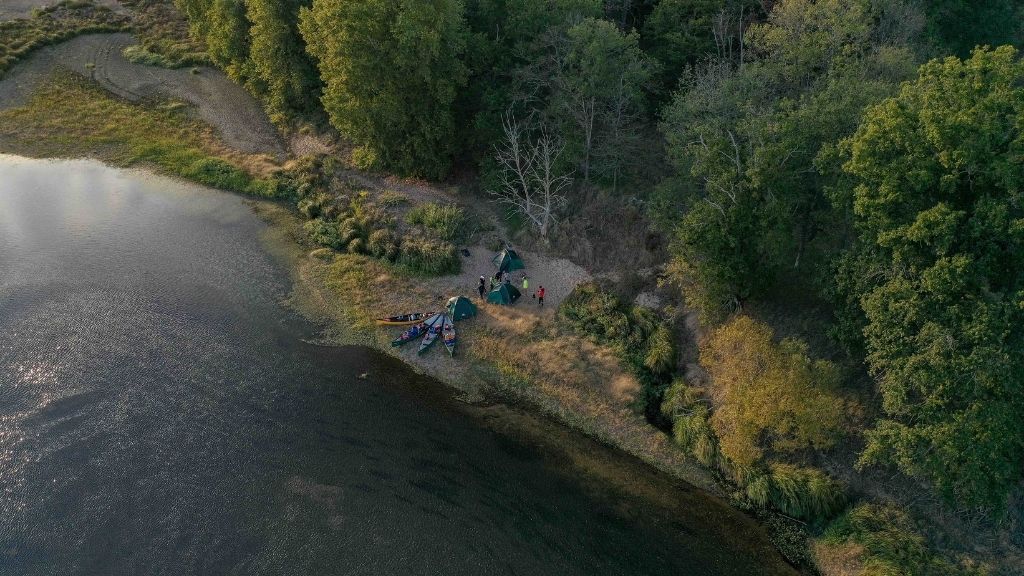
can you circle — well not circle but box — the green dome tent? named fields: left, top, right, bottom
left=492, top=248, right=525, bottom=273
left=487, top=283, right=521, bottom=305
left=447, top=296, right=478, bottom=321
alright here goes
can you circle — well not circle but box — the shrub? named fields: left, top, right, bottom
left=817, top=504, right=979, bottom=575
left=673, top=406, right=720, bottom=467
left=701, top=316, right=851, bottom=468
left=180, top=157, right=252, bottom=191
left=347, top=237, right=365, bottom=254
left=644, top=324, right=676, bottom=373
left=397, top=235, right=460, bottom=275
left=367, top=229, right=398, bottom=260
left=304, top=218, right=344, bottom=250
left=405, top=202, right=467, bottom=242
left=559, top=282, right=678, bottom=422
left=766, top=464, right=846, bottom=522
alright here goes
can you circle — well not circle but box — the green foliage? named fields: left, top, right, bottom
left=300, top=0, right=468, bottom=179
left=529, top=17, right=655, bottom=187
left=297, top=188, right=461, bottom=275
left=275, top=154, right=338, bottom=200
left=559, top=282, right=676, bottom=420
left=204, top=0, right=251, bottom=80
left=246, top=0, right=321, bottom=117
left=0, top=2, right=129, bottom=77
left=643, top=324, right=676, bottom=374
left=819, top=504, right=981, bottom=575
left=304, top=218, right=345, bottom=250
left=405, top=202, right=467, bottom=242
left=840, top=46, right=1024, bottom=511
left=701, top=316, right=849, bottom=468
left=461, top=0, right=602, bottom=157
left=396, top=233, right=461, bottom=275
left=754, top=463, right=846, bottom=522
left=660, top=0, right=921, bottom=320
left=377, top=190, right=409, bottom=208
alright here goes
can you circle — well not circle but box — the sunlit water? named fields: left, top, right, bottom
left=0, top=155, right=795, bottom=575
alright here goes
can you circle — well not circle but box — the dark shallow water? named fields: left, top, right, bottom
left=0, top=155, right=795, bottom=576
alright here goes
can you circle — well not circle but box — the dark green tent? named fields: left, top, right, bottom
left=447, top=296, right=478, bottom=321
left=492, top=248, right=525, bottom=272
left=487, top=283, right=521, bottom=305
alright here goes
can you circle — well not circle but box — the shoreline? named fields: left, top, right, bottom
left=0, top=35, right=796, bottom=568
left=250, top=199, right=725, bottom=496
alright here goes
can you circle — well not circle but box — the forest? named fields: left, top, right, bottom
left=166, top=0, right=1023, bottom=573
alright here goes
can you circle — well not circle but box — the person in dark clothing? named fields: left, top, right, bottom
left=537, top=286, right=545, bottom=307
left=478, top=276, right=486, bottom=299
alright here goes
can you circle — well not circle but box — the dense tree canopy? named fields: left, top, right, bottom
left=661, top=0, right=920, bottom=319
left=246, top=0, right=320, bottom=117
left=844, top=46, right=1024, bottom=510
left=300, top=0, right=468, bottom=179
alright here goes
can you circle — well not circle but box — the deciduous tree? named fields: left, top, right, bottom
left=843, top=46, right=1024, bottom=510
left=300, top=0, right=468, bottom=179
left=701, top=315, right=849, bottom=468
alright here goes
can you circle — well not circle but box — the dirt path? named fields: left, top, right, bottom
left=0, top=0, right=127, bottom=20
left=0, top=33, right=284, bottom=157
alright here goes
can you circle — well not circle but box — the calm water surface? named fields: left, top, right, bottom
left=0, top=155, right=795, bottom=575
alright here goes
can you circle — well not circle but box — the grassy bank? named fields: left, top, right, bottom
left=0, top=1, right=129, bottom=77
left=0, top=73, right=280, bottom=196
left=254, top=200, right=721, bottom=496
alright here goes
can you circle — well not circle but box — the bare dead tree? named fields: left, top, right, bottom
left=488, top=113, right=572, bottom=238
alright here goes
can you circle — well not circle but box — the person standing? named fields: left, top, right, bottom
left=478, top=276, right=486, bottom=299
left=537, top=286, right=545, bottom=307
left=522, top=275, right=528, bottom=293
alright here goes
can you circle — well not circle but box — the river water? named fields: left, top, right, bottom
left=0, top=155, right=795, bottom=575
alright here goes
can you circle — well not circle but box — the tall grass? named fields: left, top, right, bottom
left=396, top=234, right=460, bottom=276
left=405, top=202, right=467, bottom=242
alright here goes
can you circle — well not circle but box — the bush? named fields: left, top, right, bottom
left=397, top=234, right=460, bottom=275
left=817, top=504, right=979, bottom=576
left=701, top=316, right=850, bottom=468
left=764, top=464, right=846, bottom=522
left=303, top=218, right=344, bottom=250
left=367, top=229, right=398, bottom=260
left=673, top=406, right=720, bottom=468
left=180, top=157, right=253, bottom=191
left=405, top=202, right=467, bottom=242
left=559, top=282, right=677, bottom=424
left=644, top=324, right=676, bottom=373
left=277, top=155, right=337, bottom=200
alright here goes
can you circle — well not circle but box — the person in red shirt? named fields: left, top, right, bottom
left=536, top=286, right=545, bottom=307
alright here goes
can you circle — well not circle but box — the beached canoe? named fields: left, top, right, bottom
left=442, top=315, right=456, bottom=357
left=418, top=313, right=445, bottom=355
left=391, top=313, right=442, bottom=347
left=375, top=311, right=434, bottom=326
